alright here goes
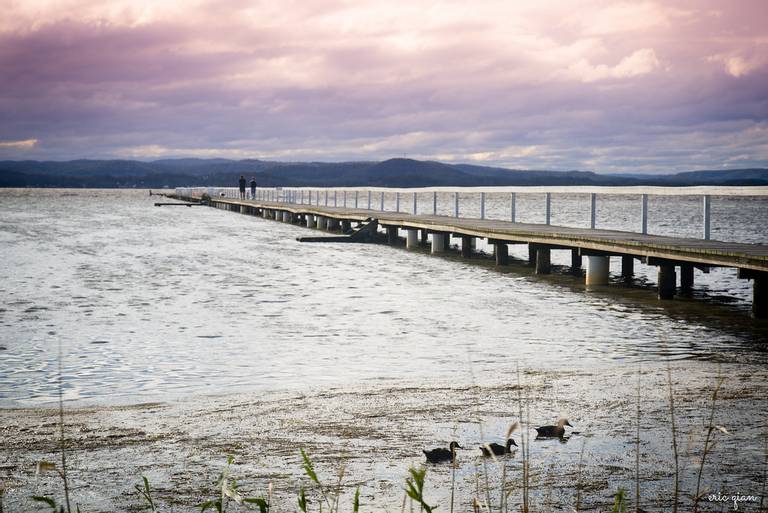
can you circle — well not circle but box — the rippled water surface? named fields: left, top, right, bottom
left=1, top=189, right=767, bottom=406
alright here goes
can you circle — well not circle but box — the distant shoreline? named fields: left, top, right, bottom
left=2, top=157, right=767, bottom=188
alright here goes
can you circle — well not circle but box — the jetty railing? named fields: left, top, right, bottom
left=175, top=186, right=768, bottom=241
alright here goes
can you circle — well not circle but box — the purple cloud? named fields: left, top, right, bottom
left=0, top=0, right=766, bottom=172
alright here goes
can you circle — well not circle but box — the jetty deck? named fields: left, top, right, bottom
left=174, top=195, right=768, bottom=318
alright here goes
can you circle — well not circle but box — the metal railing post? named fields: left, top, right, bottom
left=545, top=192, right=551, bottom=225
left=480, top=192, right=486, bottom=220
left=590, top=193, right=596, bottom=229
left=454, top=192, right=459, bottom=218
left=703, top=195, right=711, bottom=240
left=641, top=194, right=648, bottom=235
left=510, top=193, right=516, bottom=222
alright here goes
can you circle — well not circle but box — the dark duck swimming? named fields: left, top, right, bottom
left=479, top=438, right=517, bottom=456
left=423, top=441, right=462, bottom=463
left=534, top=418, right=573, bottom=438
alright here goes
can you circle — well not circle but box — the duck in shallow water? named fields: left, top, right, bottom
left=423, top=441, right=462, bottom=463
left=535, top=418, right=573, bottom=438
left=479, top=438, right=517, bottom=456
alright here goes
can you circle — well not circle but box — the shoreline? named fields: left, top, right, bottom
left=2, top=362, right=766, bottom=512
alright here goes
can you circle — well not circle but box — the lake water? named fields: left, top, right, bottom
left=3, top=188, right=768, bottom=512
left=1, top=188, right=767, bottom=407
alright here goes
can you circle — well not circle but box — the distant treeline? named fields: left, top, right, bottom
left=1, top=157, right=767, bottom=188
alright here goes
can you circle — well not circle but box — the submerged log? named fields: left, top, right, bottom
left=297, top=219, right=379, bottom=243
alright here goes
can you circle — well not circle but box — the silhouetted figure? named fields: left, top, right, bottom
left=250, top=177, right=257, bottom=199
left=238, top=175, right=246, bottom=199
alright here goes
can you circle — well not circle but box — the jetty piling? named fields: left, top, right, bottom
left=175, top=186, right=768, bottom=318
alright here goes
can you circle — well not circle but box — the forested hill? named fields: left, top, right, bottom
left=1, top=158, right=767, bottom=188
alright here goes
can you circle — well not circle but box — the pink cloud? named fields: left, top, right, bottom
left=0, top=0, right=766, bottom=171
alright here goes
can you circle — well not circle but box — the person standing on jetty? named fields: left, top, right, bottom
left=250, top=177, right=257, bottom=199
left=238, top=175, right=246, bottom=199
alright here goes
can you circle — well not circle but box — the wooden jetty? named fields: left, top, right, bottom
left=173, top=195, right=768, bottom=319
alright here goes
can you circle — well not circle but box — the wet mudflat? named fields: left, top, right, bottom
left=2, top=362, right=766, bottom=512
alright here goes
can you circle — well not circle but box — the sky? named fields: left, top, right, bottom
left=0, top=0, right=767, bottom=173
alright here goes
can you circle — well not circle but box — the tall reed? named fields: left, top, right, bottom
left=666, top=360, right=679, bottom=513
left=635, top=364, right=641, bottom=513
left=692, top=371, right=725, bottom=512
left=575, top=439, right=587, bottom=512
left=58, top=341, right=72, bottom=513
left=516, top=363, right=529, bottom=513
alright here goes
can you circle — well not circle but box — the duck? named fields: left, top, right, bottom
left=479, top=438, right=517, bottom=457
left=423, top=441, right=462, bottom=463
left=535, top=418, right=573, bottom=438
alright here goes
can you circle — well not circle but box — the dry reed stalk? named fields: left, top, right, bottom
left=575, top=439, right=587, bottom=512
left=692, top=372, right=725, bottom=512
left=635, top=364, right=641, bottom=513
left=450, top=451, right=456, bottom=513
left=516, top=364, right=529, bottom=513
left=761, top=431, right=768, bottom=512
left=58, top=340, right=72, bottom=513
left=666, top=360, right=679, bottom=513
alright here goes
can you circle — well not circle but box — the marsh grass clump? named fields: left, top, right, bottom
left=298, top=448, right=359, bottom=513
left=692, top=372, right=728, bottom=512
left=199, top=456, right=271, bottom=513
left=134, top=477, right=161, bottom=513
left=404, top=466, right=434, bottom=513
left=611, top=488, right=628, bottom=513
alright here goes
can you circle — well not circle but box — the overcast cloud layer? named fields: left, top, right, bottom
left=1, top=0, right=767, bottom=172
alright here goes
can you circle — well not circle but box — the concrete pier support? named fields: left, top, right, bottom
left=406, top=229, right=419, bottom=249
left=680, top=264, right=694, bottom=295
left=495, top=243, right=509, bottom=266
left=328, top=218, right=340, bottom=231
left=754, top=274, right=767, bottom=319
left=262, top=209, right=268, bottom=218
left=461, top=235, right=473, bottom=258
left=586, top=256, right=610, bottom=286
left=527, top=244, right=537, bottom=266
left=571, top=249, right=582, bottom=275
left=317, top=216, right=328, bottom=230
left=386, top=226, right=399, bottom=245
left=431, top=233, right=447, bottom=254
left=621, top=256, right=634, bottom=281
left=341, top=220, right=352, bottom=233
left=535, top=247, right=551, bottom=274
left=240, top=205, right=246, bottom=214
left=420, top=229, right=428, bottom=244
left=284, top=212, right=292, bottom=223
left=657, top=265, right=676, bottom=299
left=306, top=214, right=316, bottom=228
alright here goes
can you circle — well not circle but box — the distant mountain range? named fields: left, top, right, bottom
left=1, top=158, right=767, bottom=188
